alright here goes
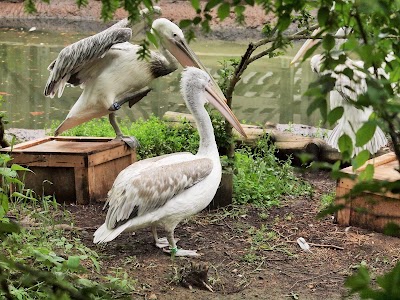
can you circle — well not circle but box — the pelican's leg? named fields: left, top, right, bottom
left=109, top=113, right=139, bottom=149
left=108, top=87, right=152, bottom=111
left=162, top=230, right=200, bottom=257
left=152, top=225, right=179, bottom=248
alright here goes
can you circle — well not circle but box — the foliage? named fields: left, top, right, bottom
left=0, top=152, right=137, bottom=299
left=345, top=263, right=400, bottom=299
left=55, top=115, right=199, bottom=159
left=320, top=191, right=335, bottom=211
left=56, top=112, right=233, bottom=160
left=233, top=136, right=312, bottom=206
left=243, top=224, right=292, bottom=263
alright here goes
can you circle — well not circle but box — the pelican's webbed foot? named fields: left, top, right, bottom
left=116, top=135, right=140, bottom=149
left=155, top=237, right=179, bottom=249
left=163, top=247, right=200, bottom=257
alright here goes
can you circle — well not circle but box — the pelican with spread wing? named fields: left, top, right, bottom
left=291, top=28, right=388, bottom=156
left=93, top=67, right=247, bottom=257
left=44, top=8, right=222, bottom=148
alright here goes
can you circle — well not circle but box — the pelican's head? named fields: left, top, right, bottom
left=181, top=67, right=247, bottom=138
left=290, top=27, right=352, bottom=66
left=290, top=28, right=321, bottom=66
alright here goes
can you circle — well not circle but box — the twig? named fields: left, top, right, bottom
left=287, top=240, right=344, bottom=250
left=290, top=271, right=334, bottom=289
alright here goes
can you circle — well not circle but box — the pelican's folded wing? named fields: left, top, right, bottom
left=105, top=156, right=213, bottom=229
left=44, top=27, right=132, bottom=98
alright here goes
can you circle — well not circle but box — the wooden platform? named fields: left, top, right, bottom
left=1, top=136, right=136, bottom=204
left=336, top=152, right=400, bottom=233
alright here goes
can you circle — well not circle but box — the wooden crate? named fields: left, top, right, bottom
left=1, top=136, right=136, bottom=204
left=336, top=152, right=400, bottom=232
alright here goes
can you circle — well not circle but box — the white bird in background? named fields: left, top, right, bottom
left=44, top=8, right=221, bottom=148
left=93, top=67, right=247, bottom=257
left=291, top=27, right=388, bottom=156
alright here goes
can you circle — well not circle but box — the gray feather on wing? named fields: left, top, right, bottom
left=105, top=157, right=213, bottom=229
left=44, top=27, right=132, bottom=98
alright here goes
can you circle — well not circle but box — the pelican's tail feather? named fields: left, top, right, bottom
left=325, top=124, right=342, bottom=151
left=326, top=124, right=387, bottom=156
left=93, top=223, right=128, bottom=244
left=361, top=126, right=388, bottom=156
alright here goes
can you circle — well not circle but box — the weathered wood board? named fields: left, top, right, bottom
left=336, top=152, right=400, bottom=233
left=1, top=136, right=136, bottom=204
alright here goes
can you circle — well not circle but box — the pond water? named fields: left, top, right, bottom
left=0, top=27, right=322, bottom=131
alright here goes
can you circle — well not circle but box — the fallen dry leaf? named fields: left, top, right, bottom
left=29, top=111, right=45, bottom=116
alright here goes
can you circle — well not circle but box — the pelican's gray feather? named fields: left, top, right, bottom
left=105, top=157, right=213, bottom=229
left=44, top=27, right=132, bottom=98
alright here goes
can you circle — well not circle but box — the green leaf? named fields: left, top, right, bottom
left=11, top=164, right=31, bottom=172
left=376, top=262, right=400, bottom=294
left=317, top=6, right=330, bottom=26
left=234, top=5, right=245, bottom=15
left=0, top=193, right=9, bottom=213
left=205, top=0, right=223, bottom=11
left=345, top=266, right=371, bottom=293
left=352, top=150, right=370, bottom=170
left=278, top=13, right=291, bottom=31
left=322, top=34, right=336, bottom=51
left=338, top=134, right=353, bottom=156
left=358, top=164, right=374, bottom=181
left=67, top=256, right=81, bottom=270
left=146, top=32, right=158, bottom=47
left=0, top=167, right=17, bottom=178
left=190, top=0, right=201, bottom=11
left=179, top=19, right=193, bottom=28
left=0, top=220, right=20, bottom=234
left=355, top=122, right=377, bottom=147
left=327, top=106, right=344, bottom=126
left=217, top=3, right=230, bottom=20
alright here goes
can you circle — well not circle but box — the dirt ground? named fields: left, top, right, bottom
left=67, top=170, right=400, bottom=300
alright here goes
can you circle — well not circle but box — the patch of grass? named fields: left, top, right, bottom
left=243, top=225, right=292, bottom=263
left=320, top=192, right=336, bottom=210
left=233, top=136, right=312, bottom=207
left=0, top=152, right=138, bottom=299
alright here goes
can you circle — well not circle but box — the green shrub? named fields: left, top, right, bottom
left=233, top=136, right=312, bottom=207
left=56, top=112, right=232, bottom=160
left=0, top=152, right=136, bottom=299
left=56, top=115, right=200, bottom=159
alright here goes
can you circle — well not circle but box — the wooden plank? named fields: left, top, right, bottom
left=12, top=140, right=119, bottom=155
left=74, top=167, right=89, bottom=205
left=1, top=137, right=51, bottom=151
left=350, top=194, right=400, bottom=232
left=88, top=144, right=134, bottom=166
left=335, top=183, right=351, bottom=226
left=10, top=153, right=86, bottom=167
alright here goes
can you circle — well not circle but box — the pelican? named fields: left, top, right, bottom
left=44, top=9, right=222, bottom=147
left=291, top=28, right=388, bottom=156
left=93, top=67, right=247, bottom=257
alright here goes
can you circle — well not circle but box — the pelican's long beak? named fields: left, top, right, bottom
left=205, top=83, right=247, bottom=138
left=168, top=36, right=227, bottom=102
left=290, top=28, right=321, bottom=65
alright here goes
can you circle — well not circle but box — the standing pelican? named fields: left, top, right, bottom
left=93, top=67, right=247, bottom=257
left=291, top=28, right=388, bottom=156
left=44, top=9, right=222, bottom=147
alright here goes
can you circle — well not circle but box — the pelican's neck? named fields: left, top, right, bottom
left=188, top=98, right=219, bottom=158
left=158, top=43, right=179, bottom=71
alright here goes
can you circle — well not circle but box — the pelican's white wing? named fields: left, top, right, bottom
left=104, top=153, right=213, bottom=230
left=44, top=27, right=132, bottom=98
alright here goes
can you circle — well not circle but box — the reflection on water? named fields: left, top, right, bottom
left=0, top=28, right=322, bottom=130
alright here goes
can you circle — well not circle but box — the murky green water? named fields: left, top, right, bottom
left=0, top=28, right=321, bottom=130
